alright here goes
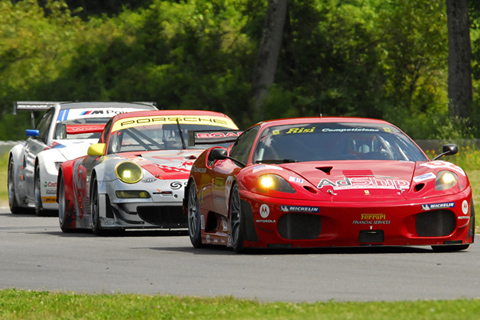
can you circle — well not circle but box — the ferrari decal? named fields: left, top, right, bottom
left=317, top=177, right=410, bottom=190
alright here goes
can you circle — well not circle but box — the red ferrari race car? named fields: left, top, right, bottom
left=184, top=117, right=475, bottom=253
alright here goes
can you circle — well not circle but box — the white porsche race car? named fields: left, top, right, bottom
left=8, top=101, right=157, bottom=216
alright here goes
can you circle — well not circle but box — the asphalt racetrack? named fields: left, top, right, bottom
left=1, top=208, right=479, bottom=302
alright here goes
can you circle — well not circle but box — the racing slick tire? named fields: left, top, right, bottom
left=34, top=166, right=48, bottom=216
left=187, top=180, right=203, bottom=248
left=58, top=174, right=73, bottom=233
left=90, top=177, right=105, bottom=236
left=8, top=157, right=24, bottom=214
left=229, top=183, right=246, bottom=253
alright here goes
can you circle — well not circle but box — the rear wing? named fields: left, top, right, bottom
left=14, top=101, right=68, bottom=128
left=188, top=130, right=242, bottom=147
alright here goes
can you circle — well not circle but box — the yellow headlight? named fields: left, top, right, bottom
left=260, top=176, right=274, bottom=188
left=435, top=171, right=458, bottom=190
left=115, top=162, right=143, bottom=184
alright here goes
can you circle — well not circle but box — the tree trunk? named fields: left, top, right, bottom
left=446, top=0, right=473, bottom=119
left=250, top=0, right=288, bottom=119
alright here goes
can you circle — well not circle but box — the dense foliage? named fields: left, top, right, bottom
left=1, top=0, right=479, bottom=139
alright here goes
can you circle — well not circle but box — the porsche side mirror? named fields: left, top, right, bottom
left=432, top=144, right=458, bottom=160
left=88, top=143, right=106, bottom=156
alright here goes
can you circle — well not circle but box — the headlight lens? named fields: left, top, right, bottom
left=435, top=171, right=458, bottom=190
left=115, top=162, right=143, bottom=184
left=258, top=174, right=296, bottom=193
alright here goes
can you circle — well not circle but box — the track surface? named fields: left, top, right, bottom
left=1, top=208, right=479, bottom=302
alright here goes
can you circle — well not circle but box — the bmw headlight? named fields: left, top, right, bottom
left=258, top=174, right=295, bottom=193
left=115, top=162, right=143, bottom=184
left=435, top=171, right=458, bottom=190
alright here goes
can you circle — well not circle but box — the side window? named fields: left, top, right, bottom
left=229, top=126, right=259, bottom=164
left=36, top=108, right=55, bottom=142
left=101, top=119, right=113, bottom=143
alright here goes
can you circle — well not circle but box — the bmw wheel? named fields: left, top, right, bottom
left=187, top=180, right=203, bottom=248
left=8, top=157, right=23, bottom=214
left=34, top=166, right=47, bottom=216
left=229, top=183, right=245, bottom=253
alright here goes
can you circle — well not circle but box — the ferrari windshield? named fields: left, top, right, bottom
left=108, top=124, right=234, bottom=153
left=252, top=122, right=428, bottom=163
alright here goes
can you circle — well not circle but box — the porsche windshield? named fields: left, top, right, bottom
left=108, top=124, right=234, bottom=153
left=253, top=122, right=428, bottom=163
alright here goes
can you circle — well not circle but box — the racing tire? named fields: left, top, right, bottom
left=34, top=166, right=47, bottom=217
left=8, top=157, right=24, bottom=214
left=187, top=180, right=203, bottom=248
left=229, top=183, right=246, bottom=253
left=90, top=177, right=105, bottom=236
left=58, top=174, right=73, bottom=233
left=431, top=244, right=470, bottom=252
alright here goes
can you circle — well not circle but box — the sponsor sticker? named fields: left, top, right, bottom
left=462, top=200, right=469, bottom=215
left=317, top=177, right=409, bottom=190
left=413, top=172, right=436, bottom=182
left=259, top=204, right=270, bottom=218
left=44, top=181, right=57, bottom=188
left=421, top=202, right=455, bottom=211
left=288, top=176, right=304, bottom=183
left=41, top=197, right=57, bottom=203
left=280, top=205, right=319, bottom=213
left=286, top=127, right=316, bottom=134
left=352, top=213, right=390, bottom=225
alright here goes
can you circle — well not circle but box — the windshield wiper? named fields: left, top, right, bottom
left=255, top=159, right=298, bottom=164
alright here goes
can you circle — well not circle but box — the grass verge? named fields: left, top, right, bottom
left=0, top=289, right=479, bottom=320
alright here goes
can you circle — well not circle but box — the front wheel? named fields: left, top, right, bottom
left=229, top=183, right=246, bottom=253
left=58, top=174, right=72, bottom=233
left=187, top=180, right=203, bottom=248
left=8, top=157, right=23, bottom=214
left=34, top=166, right=47, bottom=216
left=90, top=177, right=104, bottom=236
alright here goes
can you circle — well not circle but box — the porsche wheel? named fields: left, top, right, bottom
left=90, top=177, right=104, bottom=236
left=187, top=180, right=203, bottom=248
left=229, top=183, right=246, bottom=253
left=58, top=174, right=72, bottom=233
left=34, top=166, right=47, bottom=216
left=8, top=157, right=23, bottom=214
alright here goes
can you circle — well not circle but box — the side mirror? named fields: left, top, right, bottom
left=26, top=129, right=39, bottom=137
left=432, top=144, right=458, bottom=160
left=88, top=143, right=106, bottom=156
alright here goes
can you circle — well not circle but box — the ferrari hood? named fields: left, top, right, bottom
left=127, top=149, right=204, bottom=180
left=280, top=160, right=416, bottom=201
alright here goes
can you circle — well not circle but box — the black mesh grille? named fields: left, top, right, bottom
left=416, top=210, right=456, bottom=237
left=278, top=213, right=321, bottom=240
left=137, top=206, right=187, bottom=228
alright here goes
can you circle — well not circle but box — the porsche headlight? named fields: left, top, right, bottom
left=435, top=171, right=458, bottom=190
left=258, top=174, right=295, bottom=193
left=115, top=162, right=143, bottom=184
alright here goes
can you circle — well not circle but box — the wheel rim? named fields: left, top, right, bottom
left=58, top=176, right=65, bottom=225
left=230, top=185, right=241, bottom=246
left=91, top=182, right=99, bottom=229
left=187, top=184, right=198, bottom=238
left=8, top=160, right=15, bottom=208
left=34, top=169, right=41, bottom=212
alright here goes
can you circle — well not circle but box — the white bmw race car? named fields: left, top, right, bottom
left=8, top=101, right=157, bottom=216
